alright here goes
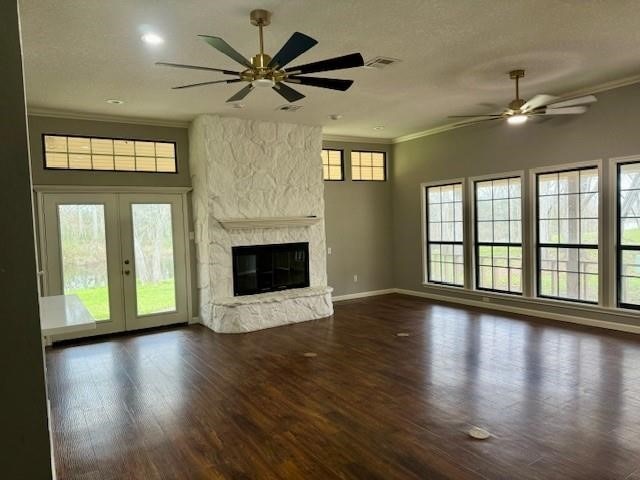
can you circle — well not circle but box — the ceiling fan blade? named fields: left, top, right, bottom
left=268, top=32, right=318, bottom=69
left=199, top=35, right=253, bottom=69
left=272, top=82, right=305, bottom=103
left=226, top=83, right=254, bottom=102
left=448, top=114, right=503, bottom=118
left=542, top=106, right=588, bottom=115
left=452, top=117, right=503, bottom=128
left=286, top=53, right=364, bottom=75
left=547, top=95, right=597, bottom=109
left=521, top=94, right=558, bottom=113
left=156, top=62, right=239, bottom=75
left=172, top=79, right=242, bottom=90
left=286, top=76, right=353, bottom=91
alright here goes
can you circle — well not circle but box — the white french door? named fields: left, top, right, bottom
left=40, top=191, right=189, bottom=340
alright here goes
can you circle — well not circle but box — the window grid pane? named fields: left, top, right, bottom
left=321, top=149, right=344, bottom=181
left=537, top=167, right=599, bottom=303
left=43, top=135, right=177, bottom=173
left=426, top=183, right=464, bottom=286
left=351, top=151, right=386, bottom=181
left=475, top=177, right=522, bottom=294
left=618, top=161, right=640, bottom=308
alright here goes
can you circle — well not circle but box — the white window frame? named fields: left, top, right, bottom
left=421, top=178, right=467, bottom=288
left=468, top=170, right=526, bottom=295
left=529, top=159, right=604, bottom=306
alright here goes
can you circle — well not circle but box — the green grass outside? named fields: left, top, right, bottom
left=67, top=279, right=176, bottom=321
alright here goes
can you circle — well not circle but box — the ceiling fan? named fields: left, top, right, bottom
left=156, top=9, right=364, bottom=103
left=449, top=69, right=597, bottom=128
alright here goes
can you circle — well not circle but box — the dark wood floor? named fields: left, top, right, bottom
left=47, top=294, right=640, bottom=480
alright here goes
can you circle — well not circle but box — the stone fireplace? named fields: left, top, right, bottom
left=190, top=115, right=333, bottom=333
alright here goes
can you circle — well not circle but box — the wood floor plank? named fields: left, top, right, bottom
left=47, top=294, right=640, bottom=479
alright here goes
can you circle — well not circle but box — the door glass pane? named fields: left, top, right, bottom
left=131, top=204, right=176, bottom=315
left=58, top=204, right=110, bottom=321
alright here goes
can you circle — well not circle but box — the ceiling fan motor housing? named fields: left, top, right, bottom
left=508, top=98, right=526, bottom=111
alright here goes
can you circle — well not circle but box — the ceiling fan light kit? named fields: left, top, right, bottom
left=157, top=9, right=364, bottom=103
left=449, top=69, right=598, bottom=129
left=507, top=114, right=527, bottom=125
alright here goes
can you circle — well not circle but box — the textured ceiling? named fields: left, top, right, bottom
left=19, top=0, right=640, bottom=139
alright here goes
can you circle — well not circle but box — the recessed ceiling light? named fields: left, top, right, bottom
left=105, top=99, right=124, bottom=105
left=141, top=33, right=164, bottom=45
left=373, top=125, right=385, bottom=130
left=328, top=114, right=343, bottom=120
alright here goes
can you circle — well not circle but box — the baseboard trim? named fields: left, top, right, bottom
left=332, top=289, right=396, bottom=302
left=394, top=288, right=640, bottom=335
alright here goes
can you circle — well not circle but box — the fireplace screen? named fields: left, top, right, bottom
left=232, top=242, right=310, bottom=296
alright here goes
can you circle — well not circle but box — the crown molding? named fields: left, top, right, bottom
left=322, top=134, right=393, bottom=145
left=391, top=72, right=640, bottom=145
left=27, top=107, right=191, bottom=128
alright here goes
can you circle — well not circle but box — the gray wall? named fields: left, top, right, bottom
left=28, top=115, right=190, bottom=186
left=323, top=140, right=394, bottom=296
left=392, top=81, right=640, bottom=327
left=0, top=1, right=52, bottom=477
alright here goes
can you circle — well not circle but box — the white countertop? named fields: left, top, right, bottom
left=39, top=294, right=96, bottom=337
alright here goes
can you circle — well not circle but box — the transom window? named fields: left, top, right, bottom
left=43, top=134, right=177, bottom=173
left=425, top=183, right=464, bottom=286
left=351, top=151, right=386, bottom=181
left=321, top=149, right=344, bottom=181
left=475, top=177, right=522, bottom=294
left=618, top=161, right=640, bottom=309
left=536, top=167, right=599, bottom=303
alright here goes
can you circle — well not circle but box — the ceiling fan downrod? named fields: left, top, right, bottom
left=508, top=69, right=526, bottom=111
left=249, top=9, right=272, bottom=71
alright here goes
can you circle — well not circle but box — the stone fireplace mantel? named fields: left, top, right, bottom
left=218, top=216, right=322, bottom=230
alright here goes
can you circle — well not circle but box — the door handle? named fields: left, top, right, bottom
left=124, top=270, right=131, bottom=275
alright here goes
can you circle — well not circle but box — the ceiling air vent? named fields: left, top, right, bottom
left=277, top=104, right=302, bottom=112
left=364, top=56, right=401, bottom=69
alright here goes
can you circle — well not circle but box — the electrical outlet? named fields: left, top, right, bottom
left=327, top=247, right=332, bottom=255
left=482, top=296, right=490, bottom=303
left=353, top=274, right=358, bottom=283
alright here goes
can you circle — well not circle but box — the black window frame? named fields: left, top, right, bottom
left=617, top=160, right=640, bottom=310
left=473, top=176, right=523, bottom=295
left=425, top=182, right=464, bottom=287
left=350, top=150, right=387, bottom=182
left=535, top=166, right=599, bottom=305
left=321, top=148, right=345, bottom=181
left=42, top=133, right=179, bottom=174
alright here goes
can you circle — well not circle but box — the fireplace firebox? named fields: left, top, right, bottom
left=232, top=242, right=310, bottom=296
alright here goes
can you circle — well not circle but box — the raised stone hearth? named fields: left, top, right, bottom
left=190, top=115, right=333, bottom=333
left=212, top=286, right=333, bottom=333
